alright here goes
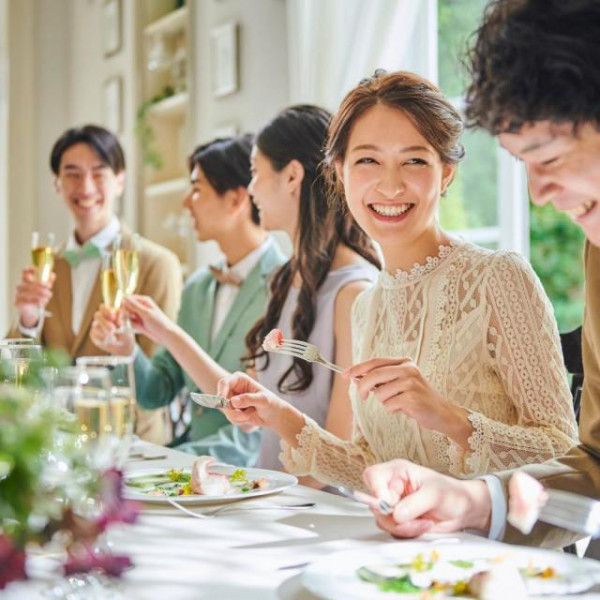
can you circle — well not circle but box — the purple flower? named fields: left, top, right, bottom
left=96, top=468, right=141, bottom=530
left=0, top=534, right=27, bottom=589
left=65, top=545, right=133, bottom=577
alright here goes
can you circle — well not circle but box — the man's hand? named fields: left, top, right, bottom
left=363, top=459, right=492, bottom=538
left=90, top=305, right=135, bottom=355
left=14, top=268, right=55, bottom=328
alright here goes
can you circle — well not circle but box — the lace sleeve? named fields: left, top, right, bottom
left=279, top=417, right=376, bottom=490
left=459, top=251, right=579, bottom=475
left=279, top=288, right=377, bottom=490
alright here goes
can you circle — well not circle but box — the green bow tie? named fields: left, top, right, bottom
left=62, top=242, right=102, bottom=268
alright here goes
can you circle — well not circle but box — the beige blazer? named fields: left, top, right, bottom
left=7, top=225, right=183, bottom=444
left=498, top=241, right=600, bottom=548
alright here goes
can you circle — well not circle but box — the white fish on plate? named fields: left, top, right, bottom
left=190, top=456, right=232, bottom=496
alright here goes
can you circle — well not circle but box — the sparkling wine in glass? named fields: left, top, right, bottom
left=0, top=343, right=43, bottom=386
left=31, top=231, right=55, bottom=318
left=113, top=233, right=140, bottom=332
left=100, top=253, right=123, bottom=344
left=76, top=355, right=136, bottom=466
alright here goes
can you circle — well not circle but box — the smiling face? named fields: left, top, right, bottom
left=499, top=121, right=600, bottom=246
left=54, top=142, right=124, bottom=240
left=183, top=164, right=230, bottom=242
left=339, top=104, right=454, bottom=257
left=249, top=147, right=299, bottom=236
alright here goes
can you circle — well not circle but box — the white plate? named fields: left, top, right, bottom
left=302, top=541, right=600, bottom=599
left=124, top=465, right=297, bottom=504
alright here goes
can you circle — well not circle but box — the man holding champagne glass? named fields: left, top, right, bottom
left=8, top=124, right=182, bottom=444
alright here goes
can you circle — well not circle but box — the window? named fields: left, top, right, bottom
left=436, top=0, right=584, bottom=331
left=436, top=0, right=528, bottom=253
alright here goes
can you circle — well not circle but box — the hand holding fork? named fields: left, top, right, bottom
left=216, top=372, right=307, bottom=441
left=263, top=330, right=344, bottom=374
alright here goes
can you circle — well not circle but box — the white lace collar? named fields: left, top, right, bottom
left=379, top=241, right=462, bottom=287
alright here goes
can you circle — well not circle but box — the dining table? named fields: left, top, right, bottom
left=5, top=441, right=600, bottom=599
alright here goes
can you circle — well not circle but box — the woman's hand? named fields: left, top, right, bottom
left=90, top=305, right=134, bottom=355
left=344, top=358, right=473, bottom=449
left=218, top=372, right=307, bottom=444
left=122, top=295, right=175, bottom=344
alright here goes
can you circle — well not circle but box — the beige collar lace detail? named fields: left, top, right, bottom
left=379, top=241, right=460, bottom=287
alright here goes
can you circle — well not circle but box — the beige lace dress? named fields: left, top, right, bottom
left=280, top=241, right=578, bottom=488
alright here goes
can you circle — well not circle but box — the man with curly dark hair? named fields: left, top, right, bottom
left=360, top=0, right=600, bottom=549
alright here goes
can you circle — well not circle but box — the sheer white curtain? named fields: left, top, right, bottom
left=286, top=0, right=429, bottom=110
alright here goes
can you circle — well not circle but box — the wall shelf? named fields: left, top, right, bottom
left=144, top=6, right=188, bottom=38
left=148, top=92, right=188, bottom=119
left=145, top=177, right=188, bottom=198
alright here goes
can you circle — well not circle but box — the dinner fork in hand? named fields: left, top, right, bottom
left=167, top=498, right=315, bottom=519
left=268, top=338, right=344, bottom=374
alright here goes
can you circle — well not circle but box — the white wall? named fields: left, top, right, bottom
left=191, top=0, right=291, bottom=264
left=7, top=0, right=39, bottom=328
left=0, top=0, right=8, bottom=333
left=192, top=0, right=289, bottom=144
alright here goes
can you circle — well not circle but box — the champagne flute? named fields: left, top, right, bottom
left=31, top=231, right=55, bottom=318
left=76, top=355, right=136, bottom=467
left=100, top=253, right=123, bottom=344
left=113, top=233, right=140, bottom=333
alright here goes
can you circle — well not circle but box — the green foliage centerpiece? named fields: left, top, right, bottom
left=0, top=352, right=141, bottom=591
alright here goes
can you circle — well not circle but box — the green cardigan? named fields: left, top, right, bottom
left=134, top=240, right=287, bottom=466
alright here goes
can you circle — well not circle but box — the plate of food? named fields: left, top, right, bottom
left=302, top=541, right=600, bottom=599
left=124, top=456, right=297, bottom=504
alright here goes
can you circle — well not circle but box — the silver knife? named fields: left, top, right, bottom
left=190, top=392, right=231, bottom=410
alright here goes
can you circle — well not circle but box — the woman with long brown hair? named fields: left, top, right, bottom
left=219, top=71, right=577, bottom=488
left=94, top=105, right=380, bottom=472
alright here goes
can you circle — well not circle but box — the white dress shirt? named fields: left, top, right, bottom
left=67, top=216, right=121, bottom=334
left=20, top=216, right=121, bottom=337
left=210, top=237, right=272, bottom=341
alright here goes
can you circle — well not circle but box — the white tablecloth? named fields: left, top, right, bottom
left=6, top=442, right=600, bottom=599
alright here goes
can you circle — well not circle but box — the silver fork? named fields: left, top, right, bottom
left=268, top=338, right=344, bottom=374
left=167, top=498, right=315, bottom=519
left=537, top=489, right=600, bottom=537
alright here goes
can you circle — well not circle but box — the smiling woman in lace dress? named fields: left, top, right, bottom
left=219, top=71, right=578, bottom=489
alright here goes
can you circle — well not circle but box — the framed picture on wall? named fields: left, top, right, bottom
left=103, top=0, right=122, bottom=58
left=211, top=22, right=239, bottom=98
left=104, top=76, right=123, bottom=134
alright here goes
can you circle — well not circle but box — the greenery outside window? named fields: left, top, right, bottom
left=436, top=0, right=584, bottom=330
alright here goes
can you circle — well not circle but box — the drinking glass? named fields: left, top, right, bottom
left=31, top=231, right=55, bottom=318
left=0, top=343, right=43, bottom=386
left=113, top=233, right=140, bottom=333
left=76, top=356, right=136, bottom=466
left=100, top=253, right=123, bottom=344
left=52, top=366, right=115, bottom=469
left=44, top=366, right=121, bottom=597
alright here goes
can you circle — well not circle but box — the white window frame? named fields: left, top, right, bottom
left=428, top=0, right=529, bottom=256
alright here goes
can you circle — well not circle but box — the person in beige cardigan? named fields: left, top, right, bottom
left=8, top=124, right=181, bottom=444
left=359, top=0, right=600, bottom=549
